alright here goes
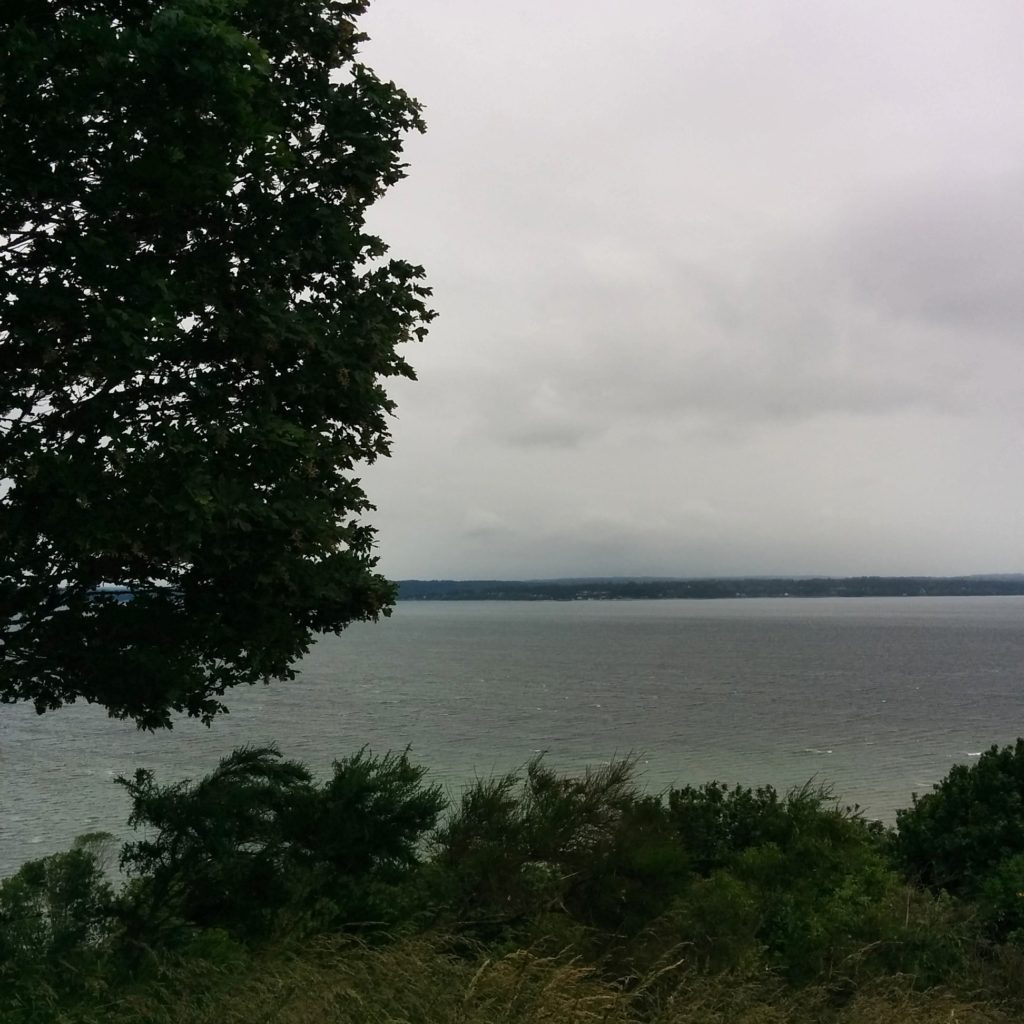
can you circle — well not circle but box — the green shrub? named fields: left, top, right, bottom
left=669, top=871, right=763, bottom=972
left=667, top=780, right=887, bottom=876
left=865, top=886, right=979, bottom=988
left=663, top=781, right=899, bottom=984
left=0, top=835, right=117, bottom=1018
left=667, top=780, right=790, bottom=874
left=9, top=747, right=1024, bottom=1019
left=118, top=744, right=444, bottom=947
left=896, top=740, right=1024, bottom=894
left=431, top=756, right=689, bottom=940
left=977, top=853, right=1024, bottom=943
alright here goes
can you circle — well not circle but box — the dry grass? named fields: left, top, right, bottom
left=70, top=936, right=1019, bottom=1024
left=88, top=938, right=625, bottom=1024
left=640, top=974, right=1017, bottom=1024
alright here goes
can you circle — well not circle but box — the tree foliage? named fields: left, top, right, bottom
left=0, top=835, right=116, bottom=1011
left=430, top=755, right=685, bottom=937
left=664, top=781, right=898, bottom=980
left=6, top=749, right=1024, bottom=1019
left=117, top=744, right=445, bottom=943
left=0, top=1, right=433, bottom=727
left=897, top=741, right=1024, bottom=895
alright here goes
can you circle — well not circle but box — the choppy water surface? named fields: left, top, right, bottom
left=3, top=597, right=1024, bottom=875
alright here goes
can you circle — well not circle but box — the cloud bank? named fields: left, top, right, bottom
left=356, top=0, right=1024, bottom=578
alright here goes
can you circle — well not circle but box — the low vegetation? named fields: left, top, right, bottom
left=5, top=742, right=1024, bottom=1022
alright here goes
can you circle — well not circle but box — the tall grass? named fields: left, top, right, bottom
left=68, top=935, right=1017, bottom=1024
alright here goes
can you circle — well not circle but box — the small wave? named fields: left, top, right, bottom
left=802, top=747, right=833, bottom=755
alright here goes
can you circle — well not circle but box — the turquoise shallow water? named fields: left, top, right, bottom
left=2, top=596, right=1024, bottom=875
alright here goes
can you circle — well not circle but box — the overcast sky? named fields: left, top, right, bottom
left=355, top=1, right=1024, bottom=580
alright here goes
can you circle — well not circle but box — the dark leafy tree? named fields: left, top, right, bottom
left=665, top=781, right=897, bottom=981
left=430, top=756, right=689, bottom=941
left=666, top=780, right=887, bottom=876
left=117, top=744, right=444, bottom=944
left=897, top=740, right=1024, bottom=894
left=0, top=835, right=117, bottom=1011
left=0, top=1, right=432, bottom=727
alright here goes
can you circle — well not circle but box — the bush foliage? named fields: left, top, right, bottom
left=897, top=740, right=1024, bottom=940
left=117, top=745, right=445, bottom=946
left=3, top=743, right=1024, bottom=1022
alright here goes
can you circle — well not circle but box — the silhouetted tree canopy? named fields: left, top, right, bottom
left=0, top=1, right=432, bottom=727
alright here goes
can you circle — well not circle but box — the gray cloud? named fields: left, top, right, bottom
left=839, top=174, right=1024, bottom=336
left=359, top=0, right=1024, bottom=578
left=473, top=248, right=979, bottom=451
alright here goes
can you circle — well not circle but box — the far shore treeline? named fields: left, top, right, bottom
left=398, top=575, right=1024, bottom=601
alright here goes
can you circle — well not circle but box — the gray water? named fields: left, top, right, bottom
left=2, top=596, right=1024, bottom=876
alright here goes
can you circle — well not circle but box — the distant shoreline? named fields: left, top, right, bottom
left=397, top=576, right=1024, bottom=601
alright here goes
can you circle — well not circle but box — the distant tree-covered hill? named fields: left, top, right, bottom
left=397, top=576, right=1024, bottom=601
